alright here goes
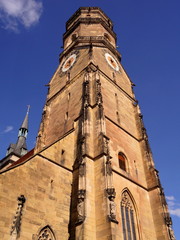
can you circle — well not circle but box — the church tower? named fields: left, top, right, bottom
left=0, top=7, right=175, bottom=240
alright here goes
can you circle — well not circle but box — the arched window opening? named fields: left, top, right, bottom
left=118, top=153, right=126, bottom=171
left=37, top=225, right=55, bottom=240
left=121, top=191, right=138, bottom=240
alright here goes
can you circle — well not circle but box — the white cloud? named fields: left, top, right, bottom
left=3, top=125, right=14, bottom=133
left=0, top=0, right=43, bottom=31
left=167, top=201, right=175, bottom=208
left=166, top=195, right=180, bottom=218
left=166, top=196, right=175, bottom=201
left=169, top=209, right=180, bottom=217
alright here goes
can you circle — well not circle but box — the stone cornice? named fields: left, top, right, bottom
left=60, top=36, right=120, bottom=62
left=66, top=7, right=113, bottom=31
left=63, top=17, right=116, bottom=42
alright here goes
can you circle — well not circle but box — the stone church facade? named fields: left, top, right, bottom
left=0, top=7, right=175, bottom=240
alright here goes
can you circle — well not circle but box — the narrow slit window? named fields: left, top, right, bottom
left=65, top=112, right=68, bottom=120
left=60, top=149, right=65, bottom=164
left=113, top=72, right=116, bottom=81
left=67, top=71, right=70, bottom=82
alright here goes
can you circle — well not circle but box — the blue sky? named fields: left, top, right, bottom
left=0, top=0, right=180, bottom=238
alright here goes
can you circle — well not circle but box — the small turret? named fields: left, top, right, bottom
left=13, top=105, right=29, bottom=156
left=0, top=106, right=30, bottom=170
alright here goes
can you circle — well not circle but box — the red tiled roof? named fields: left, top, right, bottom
left=7, top=148, right=35, bottom=169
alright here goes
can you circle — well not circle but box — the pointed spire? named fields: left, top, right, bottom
left=18, top=105, right=30, bottom=139
left=6, top=106, right=30, bottom=157
left=21, top=105, right=30, bottom=130
left=14, top=106, right=30, bottom=156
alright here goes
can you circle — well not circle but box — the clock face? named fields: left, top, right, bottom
left=62, top=54, right=77, bottom=72
left=105, top=53, right=119, bottom=71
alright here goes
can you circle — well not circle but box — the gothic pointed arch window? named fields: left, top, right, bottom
left=120, top=190, right=139, bottom=240
left=37, top=225, right=55, bottom=240
left=118, top=152, right=127, bottom=171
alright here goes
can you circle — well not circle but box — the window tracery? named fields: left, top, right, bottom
left=37, top=226, right=55, bottom=240
left=121, top=191, right=138, bottom=240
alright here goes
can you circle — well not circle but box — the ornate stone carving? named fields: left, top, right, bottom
left=37, top=226, right=55, bottom=240
left=10, top=195, right=26, bottom=239
left=164, top=213, right=172, bottom=226
left=109, top=196, right=118, bottom=223
left=77, top=199, right=85, bottom=222
left=83, top=72, right=90, bottom=124
left=95, top=71, right=100, bottom=81
left=168, top=226, right=176, bottom=240
left=106, top=159, right=112, bottom=175
left=106, top=188, right=118, bottom=223
left=159, top=186, right=168, bottom=206
left=142, top=127, right=148, bottom=141
left=80, top=136, right=86, bottom=157
left=96, top=78, right=102, bottom=106
left=163, top=213, right=176, bottom=239
left=154, top=170, right=165, bottom=194
left=121, top=191, right=132, bottom=209
left=106, top=187, right=116, bottom=198
left=138, top=112, right=152, bottom=154
left=79, top=35, right=107, bottom=41
left=86, top=64, right=97, bottom=73
left=103, top=135, right=110, bottom=155
left=76, top=189, right=86, bottom=224
left=83, top=78, right=90, bottom=108
left=77, top=189, right=86, bottom=201
left=79, top=159, right=86, bottom=177
left=84, top=72, right=90, bottom=81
